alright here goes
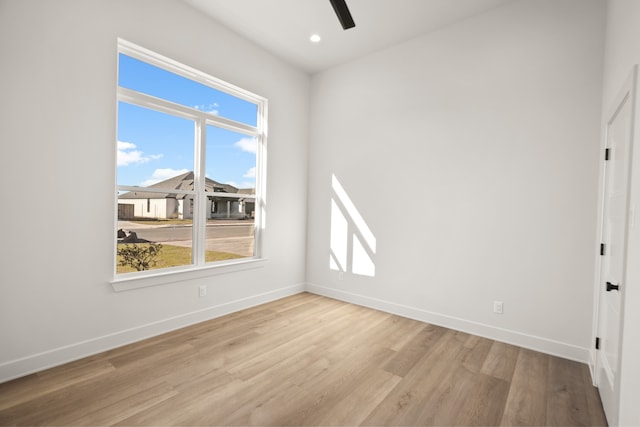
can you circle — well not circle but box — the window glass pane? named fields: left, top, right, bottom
left=117, top=102, right=195, bottom=190
left=205, top=125, right=257, bottom=260
left=119, top=54, right=258, bottom=126
left=116, top=102, right=197, bottom=274
left=116, top=216, right=193, bottom=273
left=206, top=125, right=257, bottom=193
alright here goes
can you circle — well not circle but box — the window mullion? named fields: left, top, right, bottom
left=193, top=119, right=207, bottom=266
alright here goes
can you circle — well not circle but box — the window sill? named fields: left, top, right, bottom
left=110, top=258, right=268, bottom=292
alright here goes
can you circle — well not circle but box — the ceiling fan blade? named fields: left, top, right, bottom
left=329, top=0, right=355, bottom=30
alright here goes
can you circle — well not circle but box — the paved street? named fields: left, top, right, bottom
left=119, top=223, right=253, bottom=242
left=117, top=221, right=255, bottom=257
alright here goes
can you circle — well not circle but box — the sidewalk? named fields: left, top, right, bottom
left=118, top=220, right=254, bottom=230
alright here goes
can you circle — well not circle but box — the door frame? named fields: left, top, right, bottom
left=591, top=64, right=638, bottom=424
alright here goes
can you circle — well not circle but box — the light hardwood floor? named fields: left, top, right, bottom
left=0, top=293, right=607, bottom=426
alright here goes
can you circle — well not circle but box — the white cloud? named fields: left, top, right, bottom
left=117, top=141, right=162, bottom=166
left=225, top=180, right=255, bottom=190
left=141, top=168, right=189, bottom=187
left=193, top=103, right=220, bottom=115
left=243, top=167, right=256, bottom=178
left=234, top=137, right=257, bottom=154
left=118, top=141, right=136, bottom=150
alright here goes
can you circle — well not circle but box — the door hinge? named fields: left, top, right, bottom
left=600, top=243, right=605, bottom=256
left=595, top=337, right=600, bottom=350
left=605, top=148, right=610, bottom=161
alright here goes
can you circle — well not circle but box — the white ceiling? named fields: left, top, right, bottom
left=183, top=0, right=514, bottom=74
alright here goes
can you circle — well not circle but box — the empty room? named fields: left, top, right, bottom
left=1, top=0, right=640, bottom=425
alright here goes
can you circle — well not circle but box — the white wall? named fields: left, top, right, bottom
left=0, top=0, right=309, bottom=382
left=306, top=0, right=606, bottom=361
left=599, top=1, right=640, bottom=424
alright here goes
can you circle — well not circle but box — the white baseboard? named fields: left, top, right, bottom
left=306, top=283, right=590, bottom=364
left=0, top=283, right=305, bottom=384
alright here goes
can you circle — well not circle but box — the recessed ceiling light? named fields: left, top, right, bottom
left=310, top=34, right=322, bottom=43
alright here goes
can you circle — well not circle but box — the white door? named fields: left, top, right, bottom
left=597, top=67, right=637, bottom=426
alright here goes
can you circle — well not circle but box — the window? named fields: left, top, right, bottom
left=115, top=40, right=267, bottom=280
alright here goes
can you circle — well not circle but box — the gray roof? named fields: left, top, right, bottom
left=119, top=171, right=253, bottom=199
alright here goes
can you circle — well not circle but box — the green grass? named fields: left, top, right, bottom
left=116, top=243, right=244, bottom=274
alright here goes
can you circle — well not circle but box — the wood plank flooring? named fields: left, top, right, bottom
left=0, top=293, right=607, bottom=426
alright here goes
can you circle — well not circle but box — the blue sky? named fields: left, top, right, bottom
left=117, top=54, right=258, bottom=190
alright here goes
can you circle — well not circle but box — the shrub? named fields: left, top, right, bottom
left=117, top=243, right=163, bottom=271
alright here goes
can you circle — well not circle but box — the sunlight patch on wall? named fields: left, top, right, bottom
left=332, top=175, right=376, bottom=252
left=330, top=199, right=348, bottom=271
left=352, top=235, right=375, bottom=276
left=329, top=174, right=376, bottom=277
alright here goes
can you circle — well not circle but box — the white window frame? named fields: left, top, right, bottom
left=112, top=39, right=268, bottom=291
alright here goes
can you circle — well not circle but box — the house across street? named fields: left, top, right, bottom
left=118, top=171, right=255, bottom=221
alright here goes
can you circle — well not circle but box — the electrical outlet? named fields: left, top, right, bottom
left=338, top=272, right=344, bottom=281
left=199, top=285, right=207, bottom=298
left=493, top=301, right=504, bottom=314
